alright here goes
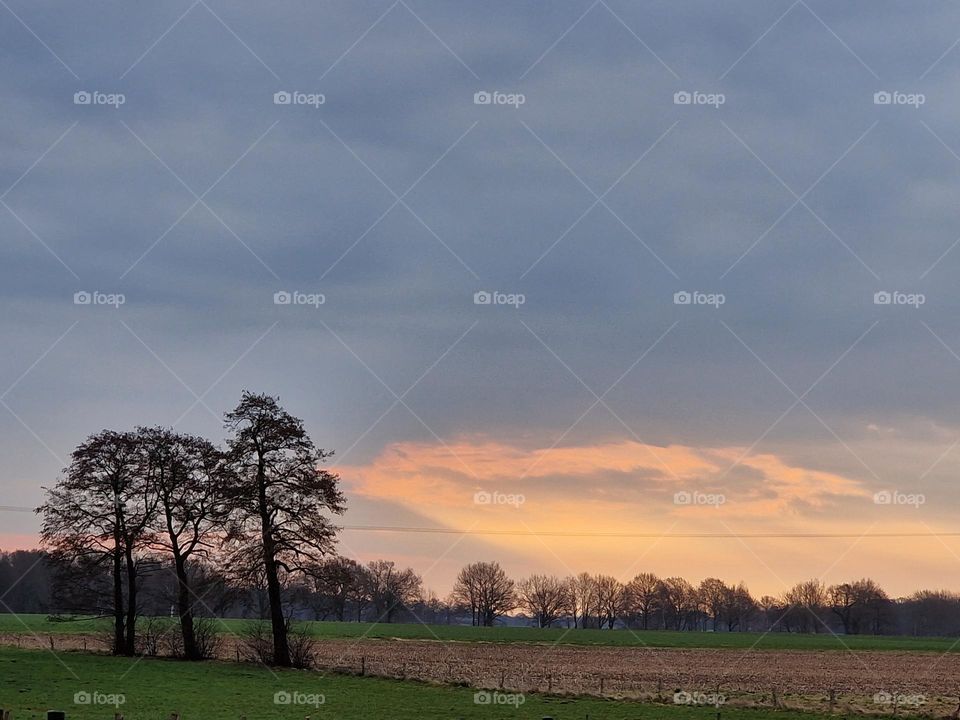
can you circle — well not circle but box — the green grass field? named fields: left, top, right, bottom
left=1, top=613, right=957, bottom=653
left=0, top=645, right=876, bottom=720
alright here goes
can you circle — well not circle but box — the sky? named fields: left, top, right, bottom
left=4, top=0, right=960, bottom=600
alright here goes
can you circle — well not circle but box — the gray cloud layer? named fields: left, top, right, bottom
left=4, top=0, right=960, bottom=554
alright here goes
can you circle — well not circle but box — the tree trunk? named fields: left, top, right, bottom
left=256, top=455, right=290, bottom=666
left=112, top=543, right=125, bottom=655
left=174, top=555, right=197, bottom=659
left=123, top=546, right=137, bottom=656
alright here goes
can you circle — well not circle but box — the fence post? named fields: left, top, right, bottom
left=829, top=688, right=836, bottom=713
left=547, top=674, right=552, bottom=692
left=772, top=687, right=779, bottom=708
left=361, top=656, right=365, bottom=676
left=47, top=712, right=65, bottom=720
left=599, top=677, right=604, bottom=694
left=500, top=670, right=504, bottom=689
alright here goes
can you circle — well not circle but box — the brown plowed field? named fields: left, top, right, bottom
left=4, top=633, right=958, bottom=716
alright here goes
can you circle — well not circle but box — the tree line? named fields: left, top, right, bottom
left=7, top=547, right=960, bottom=641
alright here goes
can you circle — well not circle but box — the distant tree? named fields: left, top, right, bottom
left=723, top=582, right=756, bottom=631
left=451, top=561, right=515, bottom=626
left=517, top=574, right=568, bottom=628
left=306, top=556, right=363, bottom=621
left=659, top=577, right=696, bottom=630
left=368, top=560, right=422, bottom=623
left=38, top=430, right=154, bottom=656
left=786, top=579, right=827, bottom=633
left=698, top=578, right=729, bottom=631
left=625, top=572, right=661, bottom=630
left=223, top=392, right=345, bottom=666
left=594, top=575, right=626, bottom=629
left=568, top=572, right=599, bottom=628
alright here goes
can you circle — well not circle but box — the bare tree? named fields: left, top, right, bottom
left=368, top=560, right=422, bottom=623
left=306, top=556, right=363, bottom=621
left=568, top=572, right=598, bottom=628
left=516, top=574, right=568, bottom=628
left=594, top=575, right=626, bottom=629
left=451, top=561, right=515, bottom=626
left=659, top=577, right=696, bottom=630
left=139, top=427, right=228, bottom=659
left=625, top=572, right=660, bottom=630
left=786, top=579, right=827, bottom=633
left=38, top=430, right=155, bottom=656
left=223, top=392, right=345, bottom=666
left=698, top=578, right=729, bottom=631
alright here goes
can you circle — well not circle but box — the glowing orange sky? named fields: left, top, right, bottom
left=336, top=437, right=960, bottom=598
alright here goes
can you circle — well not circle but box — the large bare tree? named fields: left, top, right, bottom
left=139, top=427, right=228, bottom=659
left=38, top=430, right=155, bottom=655
left=223, top=392, right=345, bottom=666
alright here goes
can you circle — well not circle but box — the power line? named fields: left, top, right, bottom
left=340, top=525, right=960, bottom=539
left=2, top=505, right=956, bottom=540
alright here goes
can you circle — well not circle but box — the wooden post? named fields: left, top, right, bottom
left=500, top=669, right=504, bottom=689
left=599, top=676, right=604, bottom=694
left=829, top=688, right=836, bottom=713
left=47, top=712, right=65, bottom=720
left=548, top=674, right=552, bottom=692
left=115, top=713, right=124, bottom=720
left=772, top=687, right=779, bottom=708
left=361, top=656, right=365, bottom=676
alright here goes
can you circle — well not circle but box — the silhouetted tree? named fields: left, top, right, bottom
left=223, top=392, right=345, bottom=666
